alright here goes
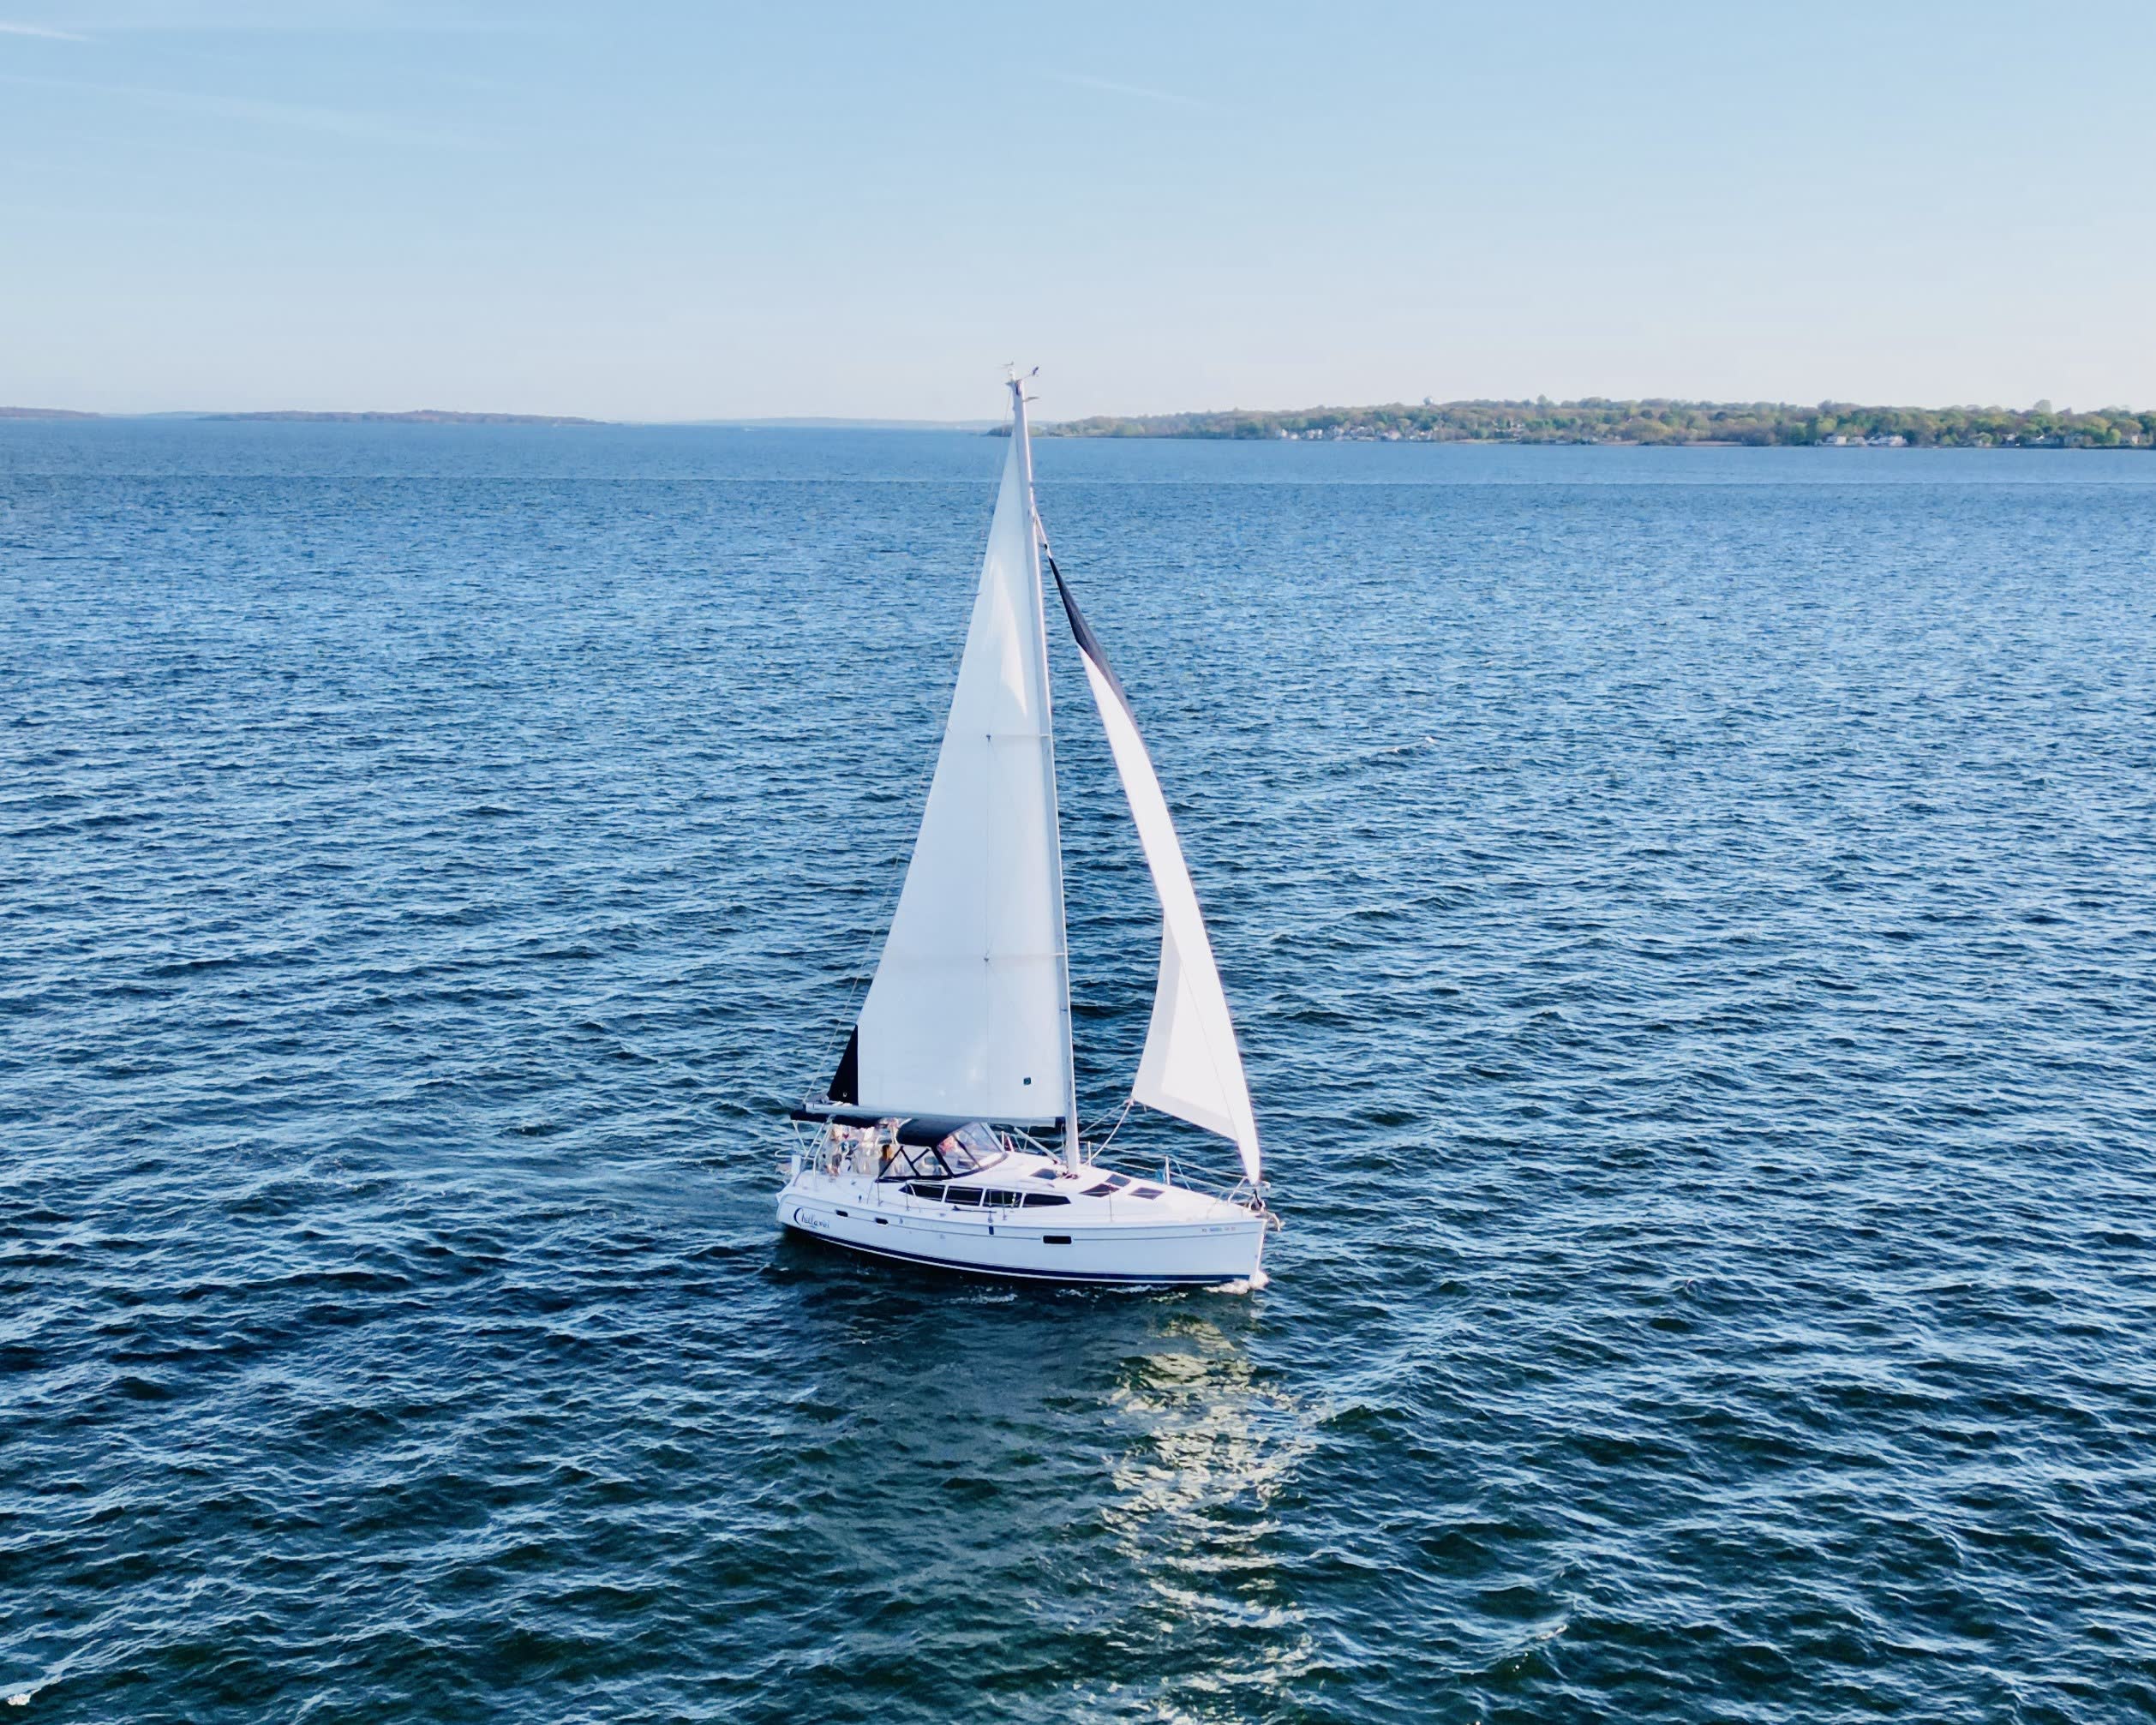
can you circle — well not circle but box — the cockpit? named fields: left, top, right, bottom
left=883, top=1119, right=1006, bottom=1181
left=809, top=1114, right=1010, bottom=1182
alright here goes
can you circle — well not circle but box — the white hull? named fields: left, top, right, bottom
left=776, top=1153, right=1268, bottom=1287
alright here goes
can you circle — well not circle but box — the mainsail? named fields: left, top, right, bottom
left=829, top=385, right=1076, bottom=1147
left=1051, top=560, right=1263, bottom=1186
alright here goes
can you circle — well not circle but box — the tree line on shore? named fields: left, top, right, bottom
left=1039, top=398, right=2153, bottom=447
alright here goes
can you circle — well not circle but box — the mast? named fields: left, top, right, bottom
left=1010, top=372, right=1082, bottom=1171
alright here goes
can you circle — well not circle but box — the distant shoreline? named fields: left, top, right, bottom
left=204, top=409, right=607, bottom=427
left=1037, top=398, right=2154, bottom=450
left=0, top=406, right=1003, bottom=431
left=0, top=405, right=604, bottom=426
left=6, top=397, right=2151, bottom=448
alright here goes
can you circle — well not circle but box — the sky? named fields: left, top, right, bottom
left=3, top=2, right=2153, bottom=422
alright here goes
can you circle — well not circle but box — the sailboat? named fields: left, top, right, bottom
left=777, top=373, right=1275, bottom=1288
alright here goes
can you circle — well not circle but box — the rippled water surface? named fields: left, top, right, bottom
left=5, top=423, right=2155, bottom=1722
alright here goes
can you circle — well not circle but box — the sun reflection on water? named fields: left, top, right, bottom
left=1093, top=1310, right=1319, bottom=1714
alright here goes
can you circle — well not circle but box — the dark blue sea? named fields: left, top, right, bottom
left=5, top=422, right=2153, bottom=1722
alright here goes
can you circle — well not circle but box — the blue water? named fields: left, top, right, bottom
left=5, top=422, right=2154, bottom=1722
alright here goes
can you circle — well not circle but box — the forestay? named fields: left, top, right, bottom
left=834, top=426, right=1073, bottom=1129
left=1051, top=562, right=1263, bottom=1185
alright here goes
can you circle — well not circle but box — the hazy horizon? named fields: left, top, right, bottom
left=4, top=2, right=2152, bottom=422
left=4, top=394, right=2145, bottom=427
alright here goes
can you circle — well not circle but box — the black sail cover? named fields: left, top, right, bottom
left=827, top=1026, right=859, bottom=1106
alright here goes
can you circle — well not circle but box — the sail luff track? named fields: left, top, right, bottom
left=1009, top=380, right=1083, bottom=1170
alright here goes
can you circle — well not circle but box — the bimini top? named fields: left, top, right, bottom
left=786, top=1105, right=1051, bottom=1149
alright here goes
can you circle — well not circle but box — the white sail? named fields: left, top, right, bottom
left=1051, top=563, right=1262, bottom=1185
left=839, top=399, right=1074, bottom=1135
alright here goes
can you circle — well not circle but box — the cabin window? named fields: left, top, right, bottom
left=903, top=1183, right=946, bottom=1202
left=943, top=1187, right=985, bottom=1207
left=1020, top=1193, right=1070, bottom=1208
left=984, top=1189, right=1021, bottom=1208
left=1043, top=1235, right=1072, bottom=1245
